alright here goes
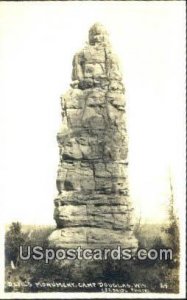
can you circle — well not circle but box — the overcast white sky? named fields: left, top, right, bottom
left=0, top=1, right=185, bottom=225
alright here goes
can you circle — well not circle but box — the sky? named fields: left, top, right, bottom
left=0, top=1, right=185, bottom=226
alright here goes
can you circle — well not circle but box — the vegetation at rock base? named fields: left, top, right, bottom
left=5, top=222, right=179, bottom=293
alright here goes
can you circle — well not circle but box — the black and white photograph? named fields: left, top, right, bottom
left=0, top=0, right=186, bottom=298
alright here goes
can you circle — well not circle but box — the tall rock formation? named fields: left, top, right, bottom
left=49, top=23, right=138, bottom=250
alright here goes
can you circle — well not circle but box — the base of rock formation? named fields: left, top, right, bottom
left=48, top=227, right=138, bottom=250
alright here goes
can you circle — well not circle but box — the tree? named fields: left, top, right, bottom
left=165, top=174, right=179, bottom=256
left=5, top=222, right=26, bottom=267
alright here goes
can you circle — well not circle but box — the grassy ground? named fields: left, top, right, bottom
left=5, top=223, right=179, bottom=293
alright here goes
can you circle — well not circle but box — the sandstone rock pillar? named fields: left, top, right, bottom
left=49, top=23, right=138, bottom=250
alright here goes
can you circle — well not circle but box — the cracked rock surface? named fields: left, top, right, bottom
left=49, top=23, right=138, bottom=249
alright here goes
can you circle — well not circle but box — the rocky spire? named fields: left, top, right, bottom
left=49, top=24, right=137, bottom=250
